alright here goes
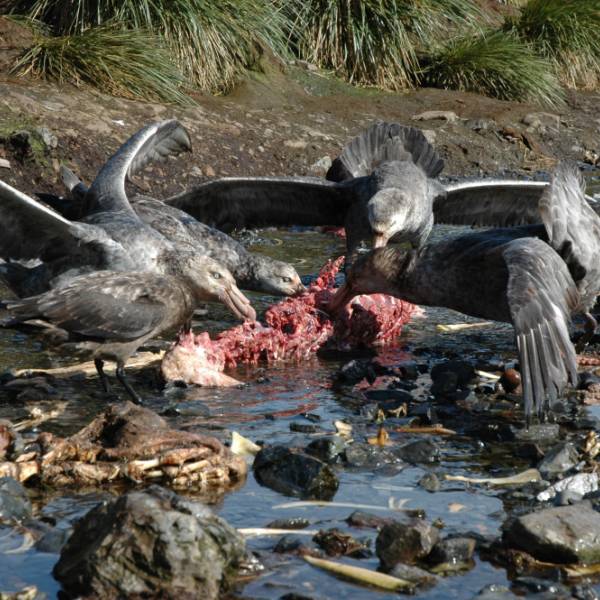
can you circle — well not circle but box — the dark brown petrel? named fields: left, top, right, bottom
left=329, top=163, right=600, bottom=421
left=2, top=254, right=256, bottom=403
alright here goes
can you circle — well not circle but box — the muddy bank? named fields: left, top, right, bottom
left=1, top=42, right=599, bottom=200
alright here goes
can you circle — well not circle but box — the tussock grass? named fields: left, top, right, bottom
left=9, top=0, right=291, bottom=93
left=507, top=0, right=600, bottom=89
left=291, top=0, right=485, bottom=90
left=13, top=24, right=192, bottom=104
left=421, top=29, right=564, bottom=106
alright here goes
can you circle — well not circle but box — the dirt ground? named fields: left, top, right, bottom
left=1, top=16, right=599, bottom=199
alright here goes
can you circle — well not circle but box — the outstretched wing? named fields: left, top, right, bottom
left=504, top=238, right=579, bottom=419
left=0, top=179, right=113, bottom=262
left=87, top=120, right=191, bottom=214
left=539, top=162, right=600, bottom=303
left=327, top=122, right=444, bottom=182
left=433, top=178, right=598, bottom=227
left=7, top=272, right=170, bottom=342
left=165, top=176, right=353, bottom=229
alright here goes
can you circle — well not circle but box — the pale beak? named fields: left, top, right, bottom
left=221, top=285, right=256, bottom=321
left=372, top=233, right=389, bottom=249
left=327, top=282, right=356, bottom=316
left=293, top=277, right=306, bottom=295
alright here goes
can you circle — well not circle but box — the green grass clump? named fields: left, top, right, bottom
left=290, top=0, right=485, bottom=90
left=420, top=29, right=564, bottom=106
left=13, top=24, right=192, bottom=104
left=10, top=0, right=291, bottom=93
left=507, top=0, right=600, bottom=89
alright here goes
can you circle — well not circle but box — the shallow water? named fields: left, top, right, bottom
left=1, top=182, right=600, bottom=597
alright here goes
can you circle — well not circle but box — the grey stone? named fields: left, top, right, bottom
left=505, top=501, right=600, bottom=563
left=522, top=112, right=560, bottom=133
left=35, top=127, right=58, bottom=149
left=253, top=446, right=339, bottom=500
left=511, top=423, right=560, bottom=445
left=418, top=472, right=441, bottom=492
left=305, top=436, right=346, bottom=463
left=376, top=519, right=439, bottom=568
left=396, top=439, right=440, bottom=464
left=428, top=537, right=476, bottom=565
left=0, top=477, right=31, bottom=522
left=475, top=584, right=516, bottom=599
left=53, top=485, right=247, bottom=599
left=538, top=441, right=579, bottom=478
left=388, top=562, right=437, bottom=587
left=309, top=155, right=332, bottom=176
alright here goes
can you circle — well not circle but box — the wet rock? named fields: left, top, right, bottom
left=475, top=584, right=517, bottom=599
left=343, top=443, right=404, bottom=469
left=428, top=537, right=476, bottom=565
left=53, top=485, right=248, bottom=599
left=305, top=436, right=346, bottom=463
left=571, top=584, right=600, bottom=600
left=273, top=534, right=316, bottom=555
left=312, top=528, right=371, bottom=558
left=511, top=423, right=560, bottom=445
left=289, top=421, right=324, bottom=434
left=279, top=594, right=321, bottom=600
left=431, top=360, right=475, bottom=386
left=336, top=359, right=377, bottom=384
left=418, top=472, right=441, bottom=492
left=537, top=442, right=580, bottom=478
left=34, top=525, right=69, bottom=554
left=388, top=562, right=437, bottom=587
left=376, top=519, right=439, bottom=568
left=396, top=439, right=440, bottom=464
left=537, top=472, right=598, bottom=502
left=504, top=501, right=600, bottom=563
left=266, top=517, right=310, bottom=530
left=345, top=510, right=394, bottom=530
left=512, top=576, right=570, bottom=597
left=0, top=477, right=31, bottom=522
left=253, top=446, right=339, bottom=500
left=578, top=371, right=600, bottom=390
left=431, top=372, right=458, bottom=397
left=363, top=389, right=412, bottom=404
left=467, top=421, right=515, bottom=443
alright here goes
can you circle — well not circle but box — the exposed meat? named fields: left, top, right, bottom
left=161, top=257, right=417, bottom=386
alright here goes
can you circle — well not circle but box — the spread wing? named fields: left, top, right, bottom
left=7, top=272, right=170, bottom=342
left=87, top=120, right=191, bottom=214
left=0, top=179, right=117, bottom=262
left=165, top=177, right=353, bottom=229
left=327, top=122, right=444, bottom=182
left=504, top=238, right=579, bottom=419
left=433, top=179, right=598, bottom=227
left=539, top=162, right=600, bottom=303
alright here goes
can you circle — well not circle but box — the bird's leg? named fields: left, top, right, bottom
left=115, top=362, right=143, bottom=405
left=576, top=312, right=598, bottom=354
left=94, top=359, right=113, bottom=394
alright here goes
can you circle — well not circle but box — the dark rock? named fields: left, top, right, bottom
left=363, top=389, right=413, bottom=404
left=305, top=436, right=346, bottom=463
left=343, top=443, right=404, bottom=469
left=418, top=472, right=441, bottom=492
left=0, top=477, right=31, bottom=522
left=388, top=562, right=437, bottom=587
left=337, top=359, right=376, bottom=384
left=280, top=594, right=321, bottom=600
left=273, top=534, right=315, bottom=555
left=345, top=510, right=393, bottom=530
left=431, top=360, right=476, bottom=387
left=428, top=537, right=476, bottom=565
left=35, top=525, right=69, bottom=554
left=431, top=371, right=458, bottom=397
left=53, top=485, right=247, bottom=599
left=266, top=517, right=310, bottom=530
left=289, top=421, right=324, bottom=434
left=253, top=446, right=339, bottom=500
left=468, top=422, right=515, bottom=442
left=504, top=501, right=600, bottom=563
left=512, top=576, right=571, bottom=598
left=538, top=442, right=579, bottom=478
left=571, top=584, right=600, bottom=600
left=578, top=371, right=600, bottom=390
left=475, top=584, right=517, bottom=599
left=376, top=519, right=439, bottom=568
left=396, top=439, right=440, bottom=464
left=312, top=528, right=371, bottom=558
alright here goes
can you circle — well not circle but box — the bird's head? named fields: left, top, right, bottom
left=185, top=255, right=256, bottom=321
left=328, top=246, right=413, bottom=315
left=367, top=189, right=410, bottom=249
left=252, top=257, right=306, bottom=296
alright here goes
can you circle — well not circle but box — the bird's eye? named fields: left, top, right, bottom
left=282, top=276, right=292, bottom=283
left=212, top=272, right=222, bottom=279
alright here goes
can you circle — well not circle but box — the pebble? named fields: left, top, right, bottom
left=537, top=441, right=580, bottom=478
left=345, top=511, right=393, bottom=530
left=376, top=519, right=439, bottom=568
left=499, top=368, right=521, bottom=393
left=505, top=501, right=600, bottom=563
left=253, top=446, right=339, bottom=500
left=396, top=439, right=440, bottom=464
left=475, top=584, right=517, bottom=599
left=388, top=562, right=437, bottom=587
left=305, top=436, right=346, bottom=463
left=53, top=485, right=247, bottom=599
left=427, top=536, right=476, bottom=565
left=418, top=472, right=441, bottom=492
left=266, top=517, right=310, bottom=530
left=0, top=477, right=31, bottom=522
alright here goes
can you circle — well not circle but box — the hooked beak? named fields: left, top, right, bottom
left=372, top=233, right=389, bottom=249
left=221, top=284, right=256, bottom=321
left=327, top=281, right=356, bottom=316
left=293, top=276, right=306, bottom=296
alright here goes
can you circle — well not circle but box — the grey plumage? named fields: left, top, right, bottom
left=331, top=163, right=599, bottom=420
